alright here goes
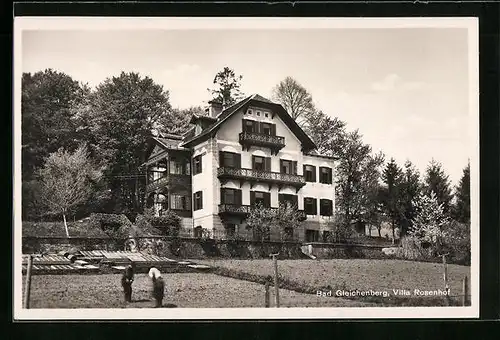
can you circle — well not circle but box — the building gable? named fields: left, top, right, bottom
left=181, top=94, right=316, bottom=152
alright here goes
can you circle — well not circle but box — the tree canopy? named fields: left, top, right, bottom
left=208, top=67, right=244, bottom=107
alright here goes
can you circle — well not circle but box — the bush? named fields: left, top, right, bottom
left=141, top=209, right=181, bottom=237
left=22, top=220, right=108, bottom=238
left=133, top=214, right=162, bottom=237
left=89, top=213, right=132, bottom=239
left=442, top=220, right=471, bottom=265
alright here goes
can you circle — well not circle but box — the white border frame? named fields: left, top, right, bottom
left=13, top=17, right=479, bottom=320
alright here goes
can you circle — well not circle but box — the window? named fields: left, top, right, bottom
left=305, top=230, right=320, bottom=242
left=283, top=227, right=294, bottom=240
left=247, top=109, right=252, bottom=115
left=252, top=156, right=271, bottom=171
left=194, top=191, right=203, bottom=211
left=261, top=122, right=272, bottom=135
left=257, top=111, right=261, bottom=116
left=244, top=120, right=255, bottom=133
left=265, top=113, right=269, bottom=118
left=279, top=194, right=298, bottom=208
left=170, top=194, right=190, bottom=210
left=193, top=155, right=202, bottom=175
left=169, top=157, right=185, bottom=175
left=320, top=199, right=333, bottom=216
left=194, top=226, right=203, bottom=238
left=304, top=197, right=317, bottom=215
left=320, top=167, right=333, bottom=184
left=251, top=191, right=270, bottom=207
left=280, top=160, right=297, bottom=175
left=225, top=223, right=237, bottom=237
left=220, top=152, right=241, bottom=168
left=304, top=165, right=316, bottom=182
left=253, top=156, right=265, bottom=171
left=220, top=188, right=242, bottom=205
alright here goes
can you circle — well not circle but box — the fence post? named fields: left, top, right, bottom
left=462, top=275, right=469, bottom=306
left=442, top=253, right=451, bottom=305
left=265, top=281, right=270, bottom=308
left=24, top=254, right=33, bottom=309
left=270, top=253, right=280, bottom=308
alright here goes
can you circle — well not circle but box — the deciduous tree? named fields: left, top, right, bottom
left=272, top=76, right=315, bottom=122
left=37, top=145, right=103, bottom=237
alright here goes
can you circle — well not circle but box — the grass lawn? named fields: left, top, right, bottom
left=21, top=273, right=375, bottom=308
left=195, top=259, right=471, bottom=306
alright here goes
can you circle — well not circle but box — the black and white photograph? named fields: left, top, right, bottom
left=13, top=17, right=479, bottom=319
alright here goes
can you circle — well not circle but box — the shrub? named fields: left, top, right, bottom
left=141, top=207, right=181, bottom=237
left=89, top=213, right=132, bottom=239
left=133, top=214, right=162, bottom=237
left=442, top=220, right=471, bottom=265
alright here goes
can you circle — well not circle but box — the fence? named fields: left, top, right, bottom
left=177, top=227, right=300, bottom=243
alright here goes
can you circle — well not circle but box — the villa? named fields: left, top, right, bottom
left=141, top=94, right=337, bottom=242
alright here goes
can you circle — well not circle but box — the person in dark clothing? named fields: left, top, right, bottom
left=121, top=265, right=134, bottom=302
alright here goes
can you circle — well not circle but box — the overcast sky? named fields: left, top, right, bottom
left=21, top=26, right=473, bottom=186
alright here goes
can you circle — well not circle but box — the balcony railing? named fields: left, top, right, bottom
left=217, top=167, right=306, bottom=189
left=218, top=204, right=307, bottom=221
left=239, top=132, right=285, bottom=154
left=146, top=174, right=191, bottom=192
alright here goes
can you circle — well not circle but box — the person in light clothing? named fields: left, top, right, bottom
left=148, top=267, right=165, bottom=308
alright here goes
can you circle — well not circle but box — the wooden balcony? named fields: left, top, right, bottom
left=146, top=174, right=191, bottom=193
left=239, top=132, right=285, bottom=155
left=217, top=167, right=306, bottom=192
left=218, top=204, right=307, bottom=221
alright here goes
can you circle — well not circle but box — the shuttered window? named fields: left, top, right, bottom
left=320, top=199, right=333, bottom=216
left=193, top=191, right=203, bottom=211
left=220, top=152, right=241, bottom=168
left=304, top=197, right=317, bottom=215
left=220, top=188, right=242, bottom=205
left=319, top=167, right=333, bottom=184
left=304, top=165, right=316, bottom=182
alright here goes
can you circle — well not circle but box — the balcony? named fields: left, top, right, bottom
left=217, top=167, right=306, bottom=192
left=218, top=204, right=307, bottom=221
left=146, top=174, right=191, bottom=193
left=239, top=132, right=285, bottom=155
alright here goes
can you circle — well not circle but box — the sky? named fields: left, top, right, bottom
left=21, top=24, right=473, bottom=186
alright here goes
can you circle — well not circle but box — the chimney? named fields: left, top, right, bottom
left=208, top=99, right=223, bottom=118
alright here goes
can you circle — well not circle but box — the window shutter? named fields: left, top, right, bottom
left=220, top=188, right=225, bottom=204
left=328, top=200, right=333, bottom=215
left=303, top=165, right=306, bottom=178
left=219, top=151, right=224, bottom=167
left=278, top=194, right=284, bottom=205
left=253, top=120, right=259, bottom=133
left=313, top=199, right=318, bottom=215
left=312, top=166, right=317, bottom=182
left=200, top=191, right=203, bottom=209
left=252, top=155, right=256, bottom=169
left=293, top=195, right=298, bottom=208
left=236, top=190, right=242, bottom=205
left=235, top=153, right=241, bottom=168
left=250, top=191, right=255, bottom=205
left=265, top=157, right=271, bottom=172
left=271, top=124, right=276, bottom=136
left=293, top=161, right=298, bottom=175
left=186, top=196, right=191, bottom=210
left=265, top=192, right=271, bottom=207
left=329, top=168, right=333, bottom=184
left=242, top=119, right=246, bottom=132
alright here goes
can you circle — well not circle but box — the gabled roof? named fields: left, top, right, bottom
left=181, top=94, right=317, bottom=151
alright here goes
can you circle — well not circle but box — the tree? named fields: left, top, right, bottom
left=156, top=106, right=204, bottom=136
left=208, top=67, right=244, bottom=107
left=335, top=130, right=385, bottom=228
left=380, top=158, right=405, bottom=239
left=408, top=191, right=450, bottom=251
left=453, top=162, right=470, bottom=224
left=275, top=202, right=304, bottom=241
left=272, top=77, right=315, bottom=122
left=399, top=160, right=422, bottom=236
left=37, top=145, right=103, bottom=237
left=302, top=109, right=347, bottom=157
left=78, top=72, right=172, bottom=215
left=245, top=203, right=275, bottom=243
left=423, top=159, right=453, bottom=216
left=22, top=69, right=90, bottom=181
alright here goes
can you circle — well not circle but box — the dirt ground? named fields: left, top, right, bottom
left=196, top=258, right=471, bottom=301
left=21, top=273, right=376, bottom=309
